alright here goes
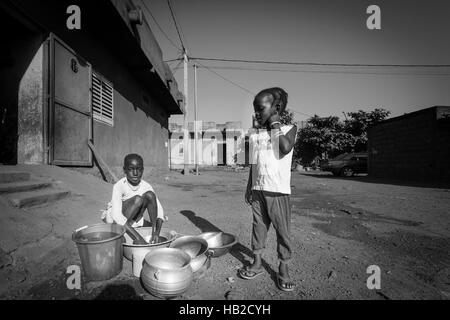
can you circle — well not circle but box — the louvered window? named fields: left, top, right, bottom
left=92, top=72, right=114, bottom=126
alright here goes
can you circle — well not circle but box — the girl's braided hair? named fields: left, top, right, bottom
left=253, top=87, right=288, bottom=112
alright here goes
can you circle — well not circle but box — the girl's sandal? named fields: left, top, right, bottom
left=276, top=274, right=296, bottom=292
left=238, top=267, right=264, bottom=280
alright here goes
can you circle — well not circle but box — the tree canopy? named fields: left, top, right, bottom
left=294, top=108, right=391, bottom=166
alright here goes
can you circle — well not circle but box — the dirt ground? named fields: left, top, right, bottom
left=1, top=166, right=449, bottom=300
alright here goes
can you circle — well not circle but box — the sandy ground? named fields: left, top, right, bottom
left=1, top=166, right=449, bottom=300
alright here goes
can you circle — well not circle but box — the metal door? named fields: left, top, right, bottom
left=49, top=35, right=92, bottom=166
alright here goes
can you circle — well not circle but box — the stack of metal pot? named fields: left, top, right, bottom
left=140, top=232, right=237, bottom=298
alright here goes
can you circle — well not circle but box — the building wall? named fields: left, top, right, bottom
left=17, top=44, right=44, bottom=164
left=3, top=0, right=182, bottom=174
left=225, top=129, right=246, bottom=165
left=65, top=29, right=170, bottom=172
left=368, top=106, right=450, bottom=182
left=93, top=88, right=169, bottom=171
left=12, top=33, right=170, bottom=171
left=0, top=7, right=45, bottom=164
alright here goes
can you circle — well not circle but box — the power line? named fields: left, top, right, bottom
left=186, top=64, right=450, bottom=76
left=165, top=57, right=183, bottom=63
left=191, top=57, right=450, bottom=68
left=291, top=110, right=314, bottom=118
left=139, top=0, right=181, bottom=52
left=176, top=63, right=315, bottom=117
left=171, top=59, right=183, bottom=73
left=167, top=0, right=188, bottom=53
left=183, top=63, right=315, bottom=117
left=195, top=61, right=255, bottom=95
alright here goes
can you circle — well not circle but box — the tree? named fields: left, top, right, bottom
left=294, top=108, right=390, bottom=166
left=280, top=109, right=295, bottom=125
left=343, top=109, right=391, bottom=152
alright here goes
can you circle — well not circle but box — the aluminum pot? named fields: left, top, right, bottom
left=169, top=236, right=213, bottom=273
left=123, top=227, right=178, bottom=261
left=198, top=232, right=238, bottom=258
left=140, top=248, right=193, bottom=299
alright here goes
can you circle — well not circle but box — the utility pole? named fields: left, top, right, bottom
left=183, top=51, right=190, bottom=175
left=193, top=64, right=199, bottom=176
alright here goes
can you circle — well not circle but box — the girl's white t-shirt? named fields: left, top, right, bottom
left=250, top=125, right=295, bottom=195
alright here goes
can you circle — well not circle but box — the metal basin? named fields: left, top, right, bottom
left=123, top=227, right=178, bottom=261
left=141, top=248, right=193, bottom=298
left=198, top=232, right=238, bottom=258
left=169, top=236, right=212, bottom=273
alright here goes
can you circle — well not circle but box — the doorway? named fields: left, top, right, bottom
left=48, top=35, right=93, bottom=166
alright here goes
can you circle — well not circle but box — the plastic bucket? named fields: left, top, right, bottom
left=72, top=223, right=126, bottom=281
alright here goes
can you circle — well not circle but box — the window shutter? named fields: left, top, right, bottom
left=92, top=72, right=114, bottom=126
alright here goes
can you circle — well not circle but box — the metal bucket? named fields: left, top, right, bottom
left=72, top=223, right=126, bottom=281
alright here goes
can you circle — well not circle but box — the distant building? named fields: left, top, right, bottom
left=0, top=0, right=183, bottom=175
left=169, top=122, right=248, bottom=169
left=368, top=106, right=450, bottom=183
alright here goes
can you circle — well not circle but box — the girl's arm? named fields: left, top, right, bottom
left=271, top=124, right=297, bottom=156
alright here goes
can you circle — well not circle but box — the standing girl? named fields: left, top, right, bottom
left=239, top=87, right=297, bottom=292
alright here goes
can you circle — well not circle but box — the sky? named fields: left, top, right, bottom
left=142, top=0, right=450, bottom=129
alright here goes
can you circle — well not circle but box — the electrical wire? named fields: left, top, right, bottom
left=191, top=57, right=450, bottom=69
left=195, top=61, right=255, bottom=95
left=165, top=57, right=183, bottom=63
left=167, top=0, right=188, bottom=53
left=188, top=64, right=450, bottom=76
left=194, top=64, right=315, bottom=117
left=291, top=110, right=314, bottom=118
left=171, top=59, right=183, bottom=73
left=139, top=0, right=181, bottom=52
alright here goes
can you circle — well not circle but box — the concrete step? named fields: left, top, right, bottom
left=7, top=189, right=71, bottom=208
left=0, top=181, right=53, bottom=194
left=0, top=171, right=30, bottom=183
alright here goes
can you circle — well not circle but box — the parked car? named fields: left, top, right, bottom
left=321, top=152, right=368, bottom=177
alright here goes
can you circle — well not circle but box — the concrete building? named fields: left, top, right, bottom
left=0, top=0, right=183, bottom=175
left=168, top=121, right=248, bottom=169
left=368, top=106, right=450, bottom=183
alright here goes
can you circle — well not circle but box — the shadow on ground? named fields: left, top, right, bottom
left=93, top=283, right=143, bottom=300
left=180, top=210, right=278, bottom=284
